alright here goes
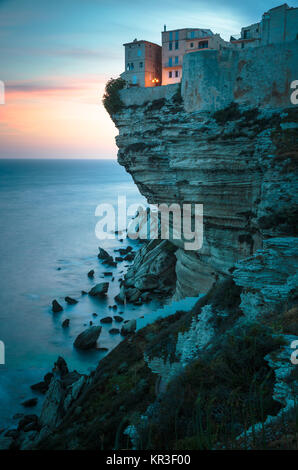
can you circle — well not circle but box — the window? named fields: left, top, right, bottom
left=137, top=49, right=142, bottom=57
left=130, top=62, right=134, bottom=69
left=175, top=41, right=179, bottom=49
left=169, top=71, right=172, bottom=78
left=175, top=70, right=179, bottom=78
left=168, top=57, right=173, bottom=67
left=175, top=56, right=178, bottom=64
left=190, top=42, right=194, bottom=48
left=132, top=75, right=137, bottom=84
left=241, top=42, right=245, bottom=49
left=139, top=62, right=143, bottom=68
left=190, top=31, right=195, bottom=39
left=175, top=30, right=179, bottom=40
left=169, top=31, right=173, bottom=41
left=126, top=63, right=130, bottom=71
left=243, top=30, right=249, bottom=39
left=169, top=42, right=172, bottom=50
left=198, top=40, right=208, bottom=49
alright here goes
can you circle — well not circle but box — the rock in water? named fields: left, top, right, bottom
left=120, top=319, right=136, bottom=336
left=52, top=300, right=63, bottom=313
left=65, top=296, right=78, bottom=305
left=21, top=398, right=38, bottom=408
left=87, top=269, right=94, bottom=278
left=100, top=316, right=113, bottom=324
left=97, top=246, right=110, bottom=260
left=54, top=356, right=69, bottom=377
left=109, top=328, right=120, bottom=334
left=114, top=315, right=124, bottom=323
left=73, top=326, right=102, bottom=350
left=62, top=319, right=70, bottom=328
left=88, top=282, right=109, bottom=297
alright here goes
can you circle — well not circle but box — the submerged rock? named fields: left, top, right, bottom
left=73, top=326, right=102, bottom=350
left=52, top=300, right=63, bottom=313
left=65, top=296, right=78, bottom=305
left=88, top=282, right=109, bottom=297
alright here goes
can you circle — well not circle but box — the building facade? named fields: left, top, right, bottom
left=161, top=28, right=227, bottom=85
left=121, top=39, right=161, bottom=88
left=230, top=3, right=298, bottom=49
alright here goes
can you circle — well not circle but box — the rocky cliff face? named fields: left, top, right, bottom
left=112, top=97, right=297, bottom=300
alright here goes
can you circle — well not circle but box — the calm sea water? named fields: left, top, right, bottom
left=0, top=159, right=162, bottom=429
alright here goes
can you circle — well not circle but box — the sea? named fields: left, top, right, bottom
left=0, top=158, right=157, bottom=429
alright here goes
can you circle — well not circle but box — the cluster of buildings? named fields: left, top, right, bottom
left=121, top=3, right=298, bottom=88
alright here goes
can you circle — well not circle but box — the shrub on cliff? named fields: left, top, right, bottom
left=103, top=77, right=126, bottom=115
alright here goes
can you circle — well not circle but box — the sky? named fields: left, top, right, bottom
left=0, top=0, right=293, bottom=159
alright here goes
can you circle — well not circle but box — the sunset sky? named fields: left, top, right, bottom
left=0, top=0, right=289, bottom=159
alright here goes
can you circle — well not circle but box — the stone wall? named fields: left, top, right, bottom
left=182, top=41, right=298, bottom=112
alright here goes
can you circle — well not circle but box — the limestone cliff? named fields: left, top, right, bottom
left=111, top=56, right=297, bottom=300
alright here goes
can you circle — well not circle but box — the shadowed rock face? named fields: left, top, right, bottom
left=111, top=97, right=297, bottom=300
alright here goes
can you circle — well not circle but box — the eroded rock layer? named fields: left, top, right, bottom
left=112, top=99, right=297, bottom=299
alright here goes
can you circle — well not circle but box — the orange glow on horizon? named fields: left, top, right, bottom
left=0, top=75, right=118, bottom=158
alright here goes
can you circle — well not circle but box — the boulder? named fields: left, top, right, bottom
left=52, top=300, right=63, bottom=313
left=100, top=316, right=113, bottom=324
left=30, top=381, right=48, bottom=394
left=62, top=318, right=70, bottom=328
left=73, top=326, right=102, bottom=350
left=21, top=398, right=38, bottom=408
left=109, top=328, right=120, bottom=335
left=87, top=269, right=94, bottom=278
left=114, top=316, right=124, bottom=323
left=121, top=319, right=136, bottom=336
left=88, top=282, right=109, bottom=297
left=98, top=247, right=111, bottom=260
left=65, top=296, right=78, bottom=305
left=54, top=356, right=69, bottom=377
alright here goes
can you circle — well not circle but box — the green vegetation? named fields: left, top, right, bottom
left=137, top=323, right=285, bottom=450
left=102, top=77, right=126, bottom=115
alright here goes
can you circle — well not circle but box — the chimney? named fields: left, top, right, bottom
left=164, top=25, right=166, bottom=32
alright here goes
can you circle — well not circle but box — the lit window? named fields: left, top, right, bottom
left=175, top=41, right=179, bottom=49
left=169, top=71, right=172, bottom=78
left=137, top=49, right=142, bottom=57
left=169, top=31, right=173, bottom=41
left=168, top=57, right=173, bottom=67
left=190, top=31, right=195, bottom=39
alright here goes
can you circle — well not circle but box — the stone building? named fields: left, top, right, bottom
left=121, top=39, right=161, bottom=88
left=161, top=28, right=227, bottom=85
left=230, top=3, right=298, bottom=49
